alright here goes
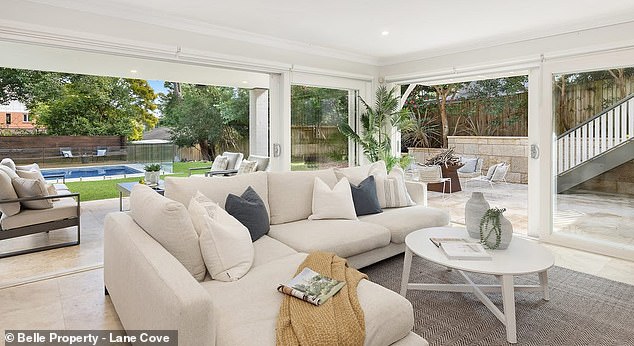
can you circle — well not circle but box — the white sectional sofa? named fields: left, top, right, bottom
left=104, top=167, right=450, bottom=346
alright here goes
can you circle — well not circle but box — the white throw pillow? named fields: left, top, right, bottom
left=309, top=177, right=357, bottom=220
left=372, top=166, right=415, bottom=208
left=211, top=155, right=229, bottom=170
left=12, top=176, right=53, bottom=209
left=0, top=169, right=20, bottom=216
left=0, top=158, right=16, bottom=171
left=334, top=161, right=387, bottom=185
left=189, top=192, right=254, bottom=281
left=237, top=159, right=257, bottom=174
left=16, top=168, right=47, bottom=184
left=129, top=184, right=206, bottom=281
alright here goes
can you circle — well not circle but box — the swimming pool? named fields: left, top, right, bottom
left=41, top=165, right=143, bottom=179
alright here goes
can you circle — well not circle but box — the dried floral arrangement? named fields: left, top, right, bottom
left=424, top=148, right=461, bottom=167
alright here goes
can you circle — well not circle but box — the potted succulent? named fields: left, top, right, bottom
left=144, top=163, right=161, bottom=186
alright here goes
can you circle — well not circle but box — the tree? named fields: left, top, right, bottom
left=160, top=83, right=248, bottom=160
left=338, top=85, right=413, bottom=171
left=0, top=68, right=158, bottom=139
left=433, top=84, right=463, bottom=148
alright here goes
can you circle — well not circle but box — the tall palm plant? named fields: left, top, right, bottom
left=338, top=85, right=413, bottom=170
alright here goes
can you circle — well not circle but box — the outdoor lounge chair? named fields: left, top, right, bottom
left=188, top=151, right=244, bottom=176
left=466, top=162, right=510, bottom=189
left=457, top=157, right=484, bottom=183
left=59, top=147, right=74, bottom=158
left=417, top=164, right=452, bottom=196
left=95, top=147, right=108, bottom=161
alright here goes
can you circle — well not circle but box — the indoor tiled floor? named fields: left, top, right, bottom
left=1, top=184, right=633, bottom=339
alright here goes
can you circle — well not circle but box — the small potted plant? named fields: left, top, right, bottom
left=144, top=163, right=161, bottom=186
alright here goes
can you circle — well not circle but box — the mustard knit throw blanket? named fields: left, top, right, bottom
left=276, top=251, right=368, bottom=346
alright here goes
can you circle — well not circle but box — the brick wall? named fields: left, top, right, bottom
left=409, top=136, right=529, bottom=184
left=0, top=111, right=35, bottom=129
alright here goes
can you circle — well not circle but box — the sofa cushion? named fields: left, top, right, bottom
left=359, top=206, right=450, bottom=243
left=268, top=220, right=391, bottom=258
left=350, top=176, right=382, bottom=216
left=225, top=186, right=270, bottom=241
left=130, top=184, right=206, bottom=281
left=12, top=176, right=53, bottom=210
left=0, top=158, right=16, bottom=171
left=334, top=161, right=387, bottom=185
left=252, top=235, right=297, bottom=268
left=165, top=171, right=269, bottom=217
left=211, top=155, right=229, bottom=170
left=0, top=197, right=76, bottom=230
left=309, top=177, right=357, bottom=221
left=0, top=169, right=20, bottom=217
left=201, top=252, right=414, bottom=346
left=190, top=192, right=254, bottom=282
left=267, top=169, right=338, bottom=225
left=16, top=168, right=47, bottom=184
left=222, top=152, right=243, bottom=170
left=237, top=160, right=258, bottom=174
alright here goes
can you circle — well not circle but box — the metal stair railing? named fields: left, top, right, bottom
left=557, top=94, right=634, bottom=175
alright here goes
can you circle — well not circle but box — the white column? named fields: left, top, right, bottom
left=527, top=68, right=542, bottom=238
left=249, top=88, right=269, bottom=157
left=268, top=72, right=291, bottom=171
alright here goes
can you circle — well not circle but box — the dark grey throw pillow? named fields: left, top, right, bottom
left=350, top=176, right=382, bottom=216
left=225, top=186, right=270, bottom=242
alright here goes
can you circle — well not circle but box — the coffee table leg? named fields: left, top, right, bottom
left=400, top=247, right=413, bottom=296
left=538, top=271, right=550, bottom=301
left=500, top=275, right=517, bottom=344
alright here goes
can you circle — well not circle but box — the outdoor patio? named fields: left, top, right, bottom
left=1, top=182, right=632, bottom=289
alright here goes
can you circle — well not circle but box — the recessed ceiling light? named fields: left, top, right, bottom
left=130, top=70, right=138, bottom=74
left=381, top=31, right=390, bottom=36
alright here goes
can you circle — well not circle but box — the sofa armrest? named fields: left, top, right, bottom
left=405, top=181, right=428, bottom=207
left=104, top=213, right=215, bottom=346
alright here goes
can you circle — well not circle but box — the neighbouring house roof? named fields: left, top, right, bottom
left=142, top=126, right=172, bottom=141
left=129, top=139, right=171, bottom=144
left=0, top=100, right=29, bottom=113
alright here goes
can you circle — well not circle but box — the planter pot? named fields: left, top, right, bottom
left=480, top=212, right=513, bottom=250
left=465, top=192, right=490, bottom=239
left=145, top=171, right=160, bottom=185
left=427, top=163, right=463, bottom=193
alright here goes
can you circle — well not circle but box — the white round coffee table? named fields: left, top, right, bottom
left=400, top=227, right=554, bottom=344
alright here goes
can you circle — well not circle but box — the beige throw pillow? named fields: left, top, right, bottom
left=16, top=169, right=47, bottom=184
left=211, top=155, right=229, bottom=171
left=372, top=166, right=414, bottom=208
left=334, top=160, right=387, bottom=185
left=129, top=184, right=206, bottom=281
left=0, top=169, right=20, bottom=216
left=189, top=192, right=254, bottom=281
left=309, top=177, right=357, bottom=220
left=0, top=158, right=16, bottom=171
left=237, top=160, right=257, bottom=174
left=11, top=176, right=53, bottom=209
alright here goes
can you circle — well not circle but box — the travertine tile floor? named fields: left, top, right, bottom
left=1, top=186, right=633, bottom=337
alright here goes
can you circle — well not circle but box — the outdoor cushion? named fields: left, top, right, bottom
left=0, top=158, right=16, bottom=171
left=0, top=165, right=18, bottom=179
left=247, top=155, right=270, bottom=171
left=222, top=152, right=244, bottom=170
left=309, top=177, right=357, bottom=221
left=165, top=171, right=269, bottom=216
left=0, top=169, right=20, bottom=217
left=458, top=157, right=479, bottom=173
left=251, top=235, right=297, bottom=268
left=267, top=169, right=338, bottom=225
left=225, top=186, right=270, bottom=241
left=268, top=219, right=390, bottom=258
left=211, top=155, right=229, bottom=171
left=129, top=184, right=206, bottom=281
left=61, top=150, right=73, bottom=158
left=237, top=159, right=257, bottom=174
left=16, top=163, right=40, bottom=172
left=0, top=197, right=76, bottom=230
left=201, top=252, right=414, bottom=346
left=359, top=205, right=451, bottom=243
left=16, top=168, right=47, bottom=184
left=12, top=176, right=53, bottom=209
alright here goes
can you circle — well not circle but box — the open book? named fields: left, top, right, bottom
left=278, top=268, right=346, bottom=306
left=430, top=237, right=492, bottom=260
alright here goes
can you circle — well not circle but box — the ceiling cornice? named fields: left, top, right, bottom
left=24, top=0, right=380, bottom=66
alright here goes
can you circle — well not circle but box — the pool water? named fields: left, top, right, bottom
left=41, top=165, right=143, bottom=179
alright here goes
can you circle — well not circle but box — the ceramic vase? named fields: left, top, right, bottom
left=481, top=212, right=513, bottom=249
left=465, top=192, right=490, bottom=239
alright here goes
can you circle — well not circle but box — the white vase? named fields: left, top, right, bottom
left=145, top=171, right=160, bottom=185
left=481, top=212, right=513, bottom=249
left=465, top=192, right=490, bottom=239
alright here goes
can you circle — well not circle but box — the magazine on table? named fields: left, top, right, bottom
left=277, top=267, right=345, bottom=306
left=429, top=237, right=492, bottom=260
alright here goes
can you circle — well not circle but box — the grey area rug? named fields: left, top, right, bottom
left=361, top=254, right=634, bottom=346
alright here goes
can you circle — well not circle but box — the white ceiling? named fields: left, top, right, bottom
left=23, top=0, right=634, bottom=65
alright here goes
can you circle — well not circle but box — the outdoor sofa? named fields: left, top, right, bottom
left=104, top=163, right=450, bottom=346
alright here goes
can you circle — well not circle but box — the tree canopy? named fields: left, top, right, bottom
left=160, top=83, right=249, bottom=160
left=0, top=68, right=158, bottom=140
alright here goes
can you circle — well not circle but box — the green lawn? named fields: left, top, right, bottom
left=65, top=161, right=211, bottom=202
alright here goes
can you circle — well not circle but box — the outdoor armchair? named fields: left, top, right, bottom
left=188, top=151, right=244, bottom=176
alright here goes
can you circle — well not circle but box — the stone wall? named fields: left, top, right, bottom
left=409, top=136, right=529, bottom=184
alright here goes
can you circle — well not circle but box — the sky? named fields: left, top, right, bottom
left=147, top=80, right=168, bottom=95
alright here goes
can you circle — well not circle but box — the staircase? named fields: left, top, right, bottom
left=557, top=94, right=634, bottom=193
